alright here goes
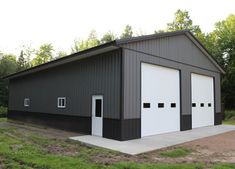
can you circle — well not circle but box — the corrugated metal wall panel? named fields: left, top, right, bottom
left=9, top=49, right=121, bottom=119
left=122, top=47, right=221, bottom=119
left=121, top=35, right=219, bottom=72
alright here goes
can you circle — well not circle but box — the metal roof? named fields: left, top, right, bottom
left=2, top=30, right=225, bottom=80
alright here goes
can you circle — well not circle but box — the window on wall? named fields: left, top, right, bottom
left=24, top=98, right=30, bottom=107
left=95, top=99, right=102, bottom=117
left=57, top=97, right=66, bottom=108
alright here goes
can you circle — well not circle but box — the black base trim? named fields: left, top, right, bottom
left=8, top=110, right=91, bottom=134
left=181, top=114, right=192, bottom=131
left=103, top=118, right=121, bottom=140
left=215, top=112, right=222, bottom=125
left=103, top=118, right=141, bottom=141
left=121, top=119, right=141, bottom=141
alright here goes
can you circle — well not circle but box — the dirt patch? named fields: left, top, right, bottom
left=2, top=121, right=235, bottom=165
left=137, top=131, right=235, bottom=164
left=181, top=131, right=235, bottom=163
left=45, top=144, right=79, bottom=156
left=91, top=131, right=235, bottom=165
left=183, top=131, right=235, bottom=152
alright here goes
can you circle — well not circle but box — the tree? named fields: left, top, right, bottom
left=167, top=9, right=193, bottom=31
left=166, top=9, right=204, bottom=40
left=0, top=54, right=18, bottom=106
left=17, top=50, right=29, bottom=71
left=32, top=44, right=54, bottom=66
left=71, top=30, right=100, bottom=53
left=120, top=25, right=133, bottom=39
left=0, top=54, right=18, bottom=76
left=21, top=44, right=35, bottom=68
left=100, top=31, right=116, bottom=44
left=57, top=51, right=67, bottom=58
left=211, top=15, right=235, bottom=109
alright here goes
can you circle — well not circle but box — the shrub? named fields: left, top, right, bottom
left=0, top=106, right=7, bottom=117
left=224, top=110, right=235, bottom=120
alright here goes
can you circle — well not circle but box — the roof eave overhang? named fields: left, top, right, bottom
left=3, top=41, right=119, bottom=80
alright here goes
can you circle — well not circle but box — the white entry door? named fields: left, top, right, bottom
left=141, top=63, right=180, bottom=137
left=191, top=73, right=214, bottom=128
left=92, top=95, right=103, bottom=136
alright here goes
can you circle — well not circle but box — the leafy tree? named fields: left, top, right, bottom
left=120, top=25, right=133, bottom=39
left=211, top=15, right=235, bottom=109
left=0, top=54, right=18, bottom=106
left=0, top=54, right=18, bottom=76
left=21, top=44, right=35, bottom=67
left=32, top=44, right=54, bottom=66
left=167, top=9, right=194, bottom=31
left=17, top=50, right=30, bottom=71
left=71, top=30, right=100, bottom=53
left=100, top=31, right=116, bottom=43
left=166, top=9, right=204, bottom=40
left=57, top=51, right=67, bottom=58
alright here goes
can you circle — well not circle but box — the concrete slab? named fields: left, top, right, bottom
left=70, top=125, right=235, bottom=155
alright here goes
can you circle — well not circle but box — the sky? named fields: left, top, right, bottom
left=0, top=0, right=235, bottom=56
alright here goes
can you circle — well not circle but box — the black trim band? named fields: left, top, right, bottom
left=215, top=112, right=223, bottom=125
left=181, top=114, right=192, bottom=131
left=8, top=110, right=91, bottom=134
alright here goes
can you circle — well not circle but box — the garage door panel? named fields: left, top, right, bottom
left=141, top=63, right=180, bottom=137
left=191, top=73, right=214, bottom=128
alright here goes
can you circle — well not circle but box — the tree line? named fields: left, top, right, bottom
left=0, top=9, right=234, bottom=109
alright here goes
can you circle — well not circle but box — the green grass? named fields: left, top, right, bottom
left=0, top=106, right=7, bottom=117
left=0, top=118, right=7, bottom=122
left=0, top=122, right=201, bottom=169
left=0, top=120, right=233, bottom=169
left=111, top=162, right=203, bottom=169
left=223, top=120, right=235, bottom=125
left=160, top=148, right=192, bottom=158
left=213, top=163, right=235, bottom=169
left=223, top=110, right=235, bottom=125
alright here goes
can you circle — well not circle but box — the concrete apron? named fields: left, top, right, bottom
left=70, top=125, right=235, bottom=155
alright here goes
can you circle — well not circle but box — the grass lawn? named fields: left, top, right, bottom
left=223, top=120, right=235, bottom=125
left=0, top=117, right=7, bottom=122
left=160, top=148, right=191, bottom=158
left=0, top=119, right=234, bottom=169
left=223, top=110, right=235, bottom=125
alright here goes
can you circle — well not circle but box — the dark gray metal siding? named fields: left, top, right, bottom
left=9, top=49, right=121, bottom=119
left=121, top=34, right=221, bottom=119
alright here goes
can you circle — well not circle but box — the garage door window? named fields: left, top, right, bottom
left=200, top=103, right=204, bottom=107
left=158, top=103, right=164, bottom=108
left=192, top=103, right=196, bottom=107
left=143, top=103, right=151, bottom=108
left=171, top=103, right=176, bottom=108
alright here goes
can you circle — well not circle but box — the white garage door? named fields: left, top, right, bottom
left=141, top=63, right=180, bottom=137
left=191, top=73, right=214, bottom=128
